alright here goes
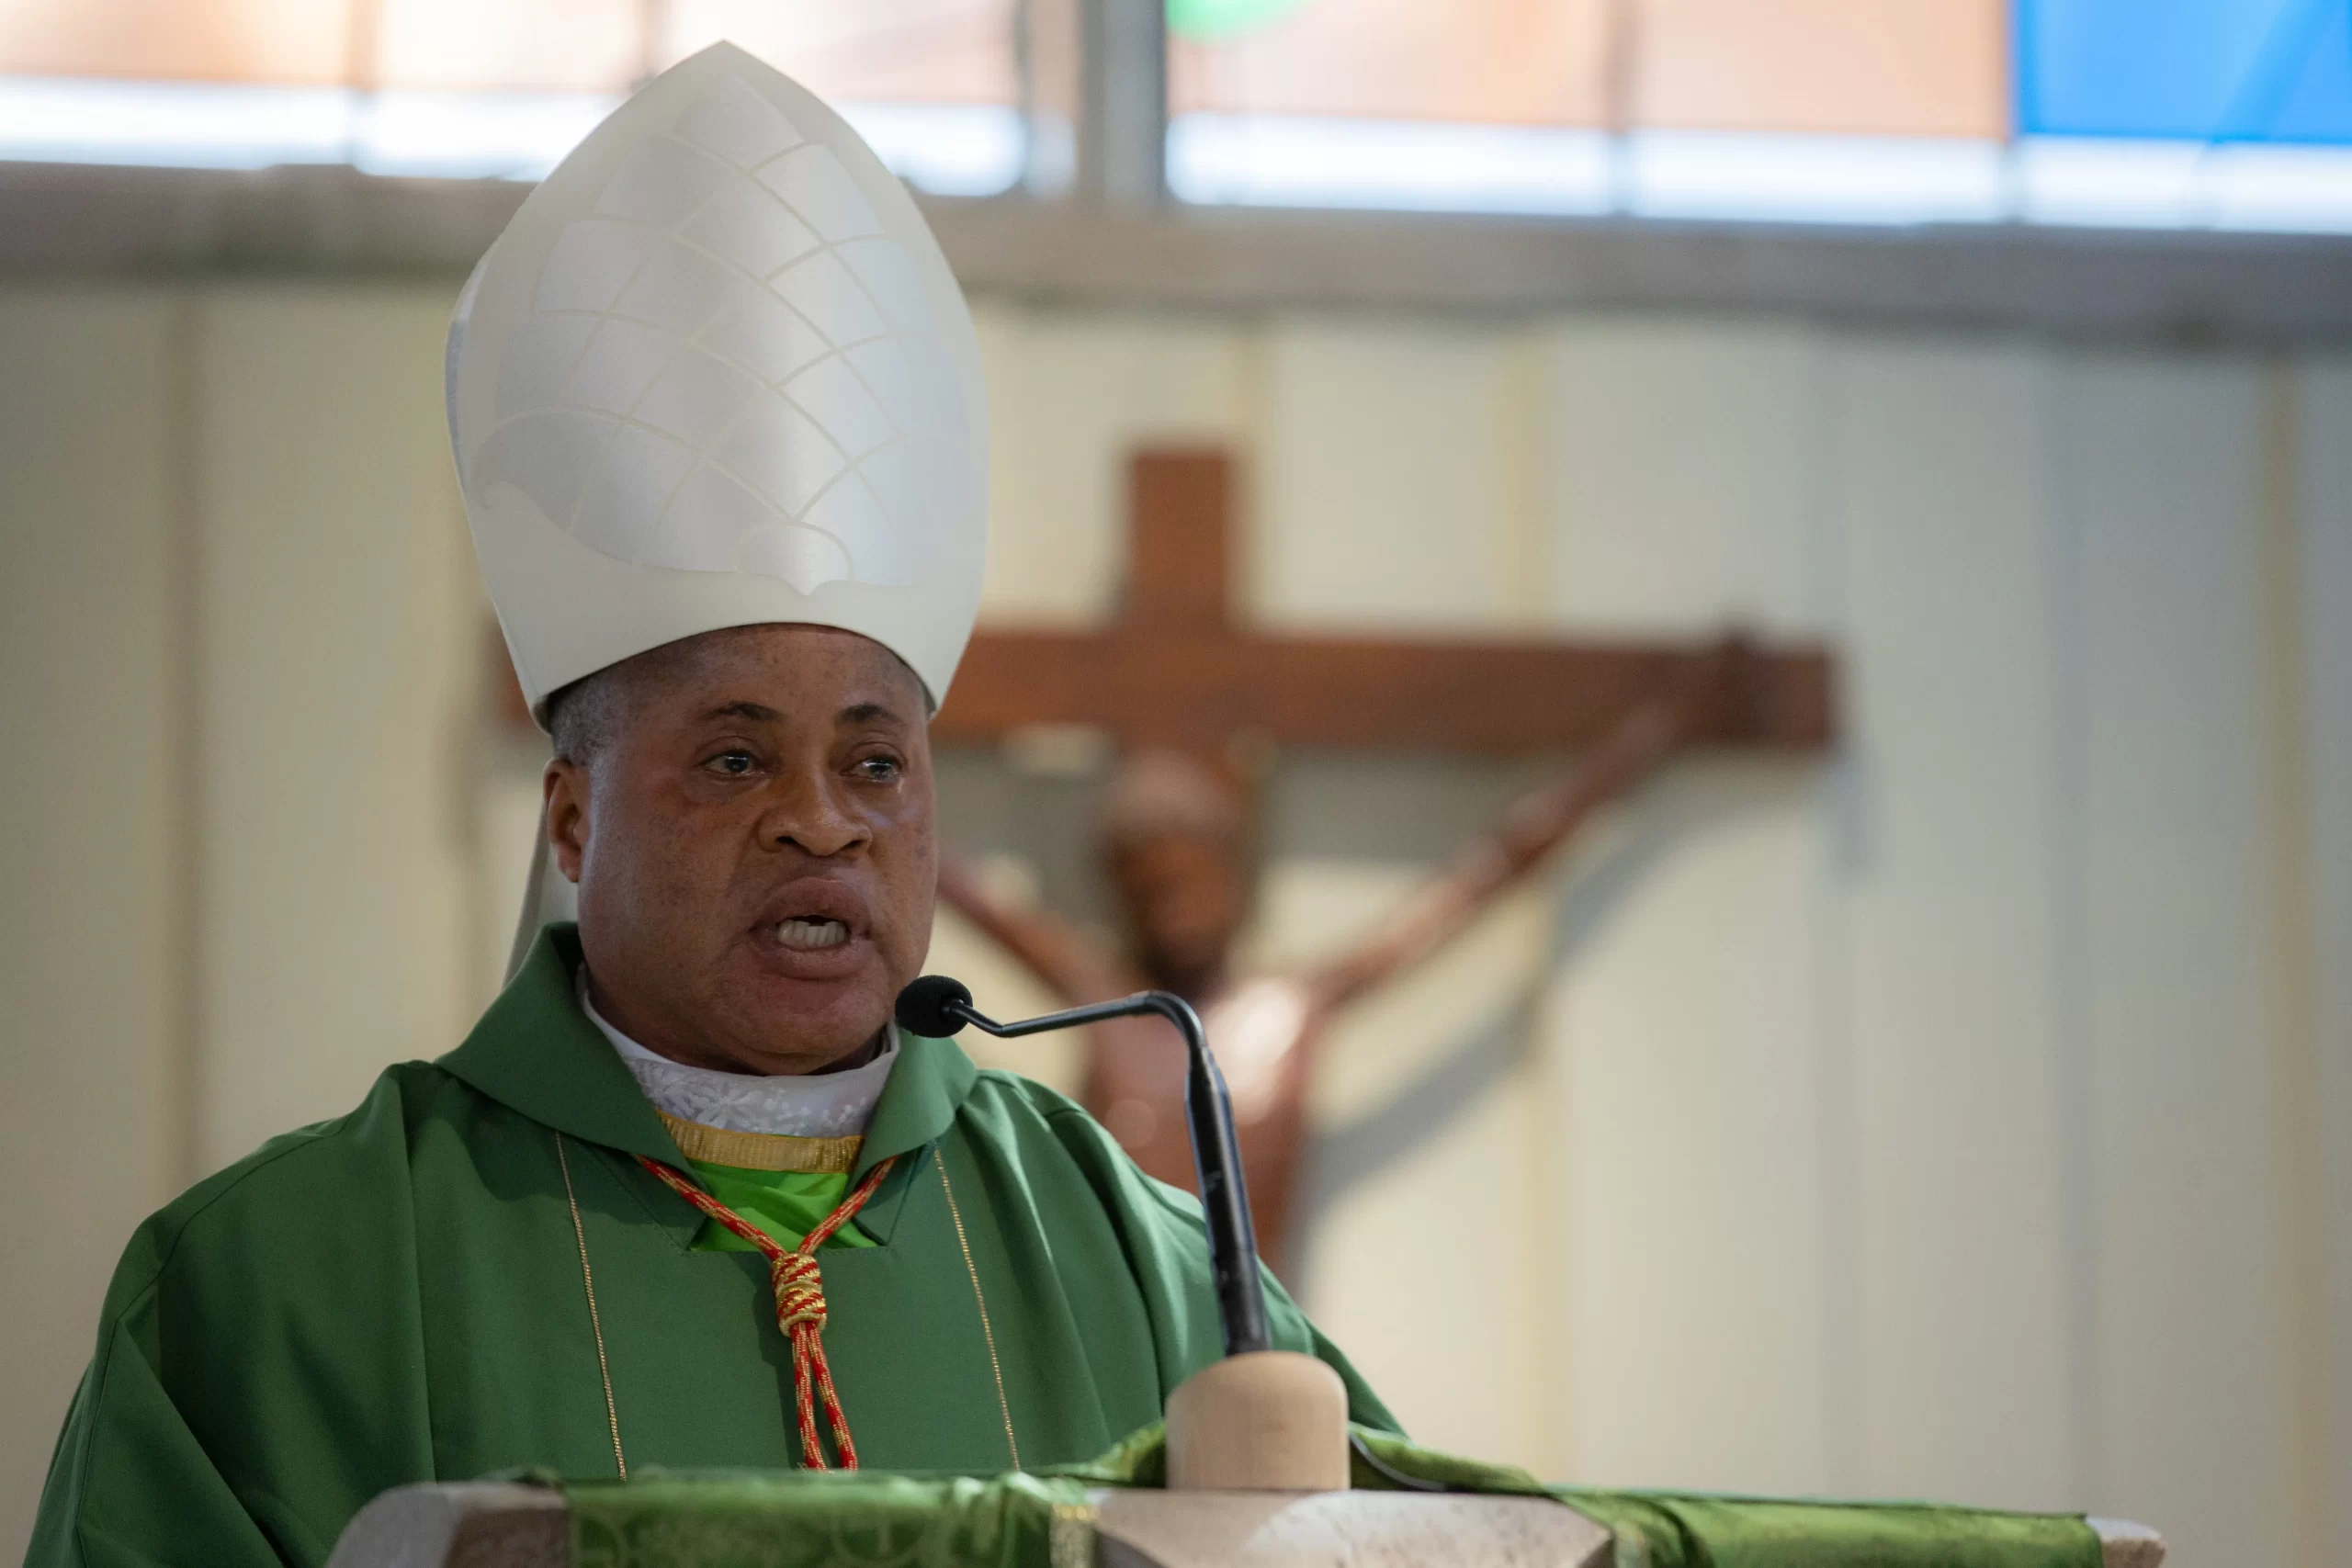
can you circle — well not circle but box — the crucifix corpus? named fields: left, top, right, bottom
left=933, top=449, right=1838, bottom=1262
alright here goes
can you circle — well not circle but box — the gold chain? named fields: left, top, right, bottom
left=934, top=1147, right=1020, bottom=1471
left=557, top=1134, right=628, bottom=1480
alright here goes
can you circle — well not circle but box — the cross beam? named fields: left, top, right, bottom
left=934, top=451, right=1836, bottom=755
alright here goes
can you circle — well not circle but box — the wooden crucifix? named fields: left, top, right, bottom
left=933, top=449, right=1837, bottom=1264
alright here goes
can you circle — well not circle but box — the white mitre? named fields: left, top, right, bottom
left=447, top=40, right=989, bottom=719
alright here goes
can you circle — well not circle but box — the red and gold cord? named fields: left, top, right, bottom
left=638, top=1153, right=898, bottom=1470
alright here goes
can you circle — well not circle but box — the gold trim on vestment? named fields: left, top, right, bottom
left=555, top=1134, right=626, bottom=1480
left=655, top=1111, right=863, bottom=1173
left=935, top=1147, right=1020, bottom=1470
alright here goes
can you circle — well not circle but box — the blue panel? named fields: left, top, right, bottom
left=2018, top=0, right=2352, bottom=143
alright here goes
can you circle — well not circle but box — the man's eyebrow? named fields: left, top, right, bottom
left=700, top=701, right=783, bottom=723
left=697, top=700, right=909, bottom=725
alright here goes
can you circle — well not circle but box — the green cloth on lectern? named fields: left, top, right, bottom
left=1059, top=1427, right=2104, bottom=1568
left=27, top=924, right=1392, bottom=1568
left=553, top=1427, right=2103, bottom=1568
left=1564, top=1493, right=2102, bottom=1568
left=567, top=1471, right=1098, bottom=1568
left=1344, top=1431, right=2103, bottom=1568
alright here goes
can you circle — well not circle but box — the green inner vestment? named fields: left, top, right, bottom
left=681, top=1161, right=876, bottom=1253
left=29, top=925, right=1394, bottom=1568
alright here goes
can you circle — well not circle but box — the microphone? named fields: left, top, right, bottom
left=892, top=974, right=978, bottom=1041
left=895, top=975, right=1272, bottom=1359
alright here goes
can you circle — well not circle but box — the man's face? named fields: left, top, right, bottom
left=546, top=625, right=935, bottom=1076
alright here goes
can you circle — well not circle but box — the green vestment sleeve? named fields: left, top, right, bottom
left=33, top=1298, right=279, bottom=1568
left=30, top=1078, right=439, bottom=1567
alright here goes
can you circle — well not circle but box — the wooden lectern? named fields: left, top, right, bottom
left=326, top=1479, right=2165, bottom=1568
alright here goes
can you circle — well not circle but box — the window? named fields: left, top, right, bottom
left=3, top=1, right=2348, bottom=234
left=2018, top=0, right=2352, bottom=141
left=1169, top=0, right=2352, bottom=231
left=0, top=0, right=1022, bottom=192
left=1171, top=0, right=2005, bottom=138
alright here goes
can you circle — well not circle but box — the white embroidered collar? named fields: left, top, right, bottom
left=575, top=967, right=898, bottom=1139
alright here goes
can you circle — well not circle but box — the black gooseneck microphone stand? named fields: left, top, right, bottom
left=895, top=975, right=1272, bottom=1358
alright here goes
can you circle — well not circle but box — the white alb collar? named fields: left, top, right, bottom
left=576, top=966, right=897, bottom=1139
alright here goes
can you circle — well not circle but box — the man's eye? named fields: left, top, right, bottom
left=707, top=750, right=756, bottom=776
left=854, top=755, right=901, bottom=781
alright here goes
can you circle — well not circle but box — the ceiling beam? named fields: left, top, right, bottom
left=0, top=159, right=2346, bottom=345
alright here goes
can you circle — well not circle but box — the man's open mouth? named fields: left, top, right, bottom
left=775, top=917, right=852, bottom=952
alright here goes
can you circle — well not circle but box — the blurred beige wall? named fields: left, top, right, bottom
left=0, top=290, right=185, bottom=1559
left=2, top=281, right=2346, bottom=1568
left=0, top=284, right=488, bottom=1554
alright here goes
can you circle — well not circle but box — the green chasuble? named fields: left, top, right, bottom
left=29, top=926, right=1395, bottom=1568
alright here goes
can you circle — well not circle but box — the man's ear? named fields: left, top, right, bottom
left=545, top=760, right=589, bottom=886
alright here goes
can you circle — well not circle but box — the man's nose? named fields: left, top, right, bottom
left=758, top=774, right=871, bottom=859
